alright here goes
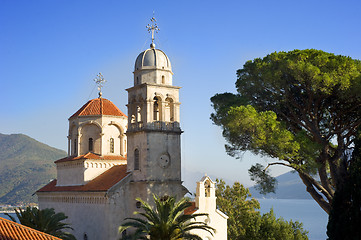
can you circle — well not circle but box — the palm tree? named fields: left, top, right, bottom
left=5, top=207, right=76, bottom=240
left=119, top=195, right=214, bottom=240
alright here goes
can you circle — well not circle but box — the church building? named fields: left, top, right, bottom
left=36, top=19, right=227, bottom=240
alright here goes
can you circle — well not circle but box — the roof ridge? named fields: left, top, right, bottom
left=0, top=217, right=62, bottom=240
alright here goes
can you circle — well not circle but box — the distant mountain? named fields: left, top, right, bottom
left=249, top=171, right=312, bottom=199
left=0, top=133, right=66, bottom=205
left=183, top=169, right=312, bottom=199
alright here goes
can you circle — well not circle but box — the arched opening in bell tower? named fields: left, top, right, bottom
left=153, top=96, right=160, bottom=121
left=165, top=97, right=174, bottom=122
left=137, top=106, right=142, bottom=122
left=204, top=180, right=211, bottom=197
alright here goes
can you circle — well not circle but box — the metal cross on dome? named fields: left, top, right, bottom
left=146, top=15, right=159, bottom=46
left=94, top=72, right=106, bottom=98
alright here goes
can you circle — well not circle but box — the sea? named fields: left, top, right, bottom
left=0, top=212, right=17, bottom=221
left=1, top=199, right=328, bottom=240
left=258, top=199, right=328, bottom=240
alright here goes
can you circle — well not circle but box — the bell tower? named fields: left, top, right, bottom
left=126, top=17, right=186, bottom=202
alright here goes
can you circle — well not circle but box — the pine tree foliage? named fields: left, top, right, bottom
left=211, top=49, right=361, bottom=214
left=327, top=129, right=361, bottom=239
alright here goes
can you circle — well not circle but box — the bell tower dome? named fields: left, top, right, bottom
left=134, top=45, right=173, bottom=86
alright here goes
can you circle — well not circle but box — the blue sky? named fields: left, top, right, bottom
left=1, top=0, right=361, bottom=188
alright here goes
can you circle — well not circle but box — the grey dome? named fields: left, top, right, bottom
left=134, top=47, right=172, bottom=71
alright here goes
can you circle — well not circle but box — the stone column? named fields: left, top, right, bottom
left=67, top=136, right=71, bottom=156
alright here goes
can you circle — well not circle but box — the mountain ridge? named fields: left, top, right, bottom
left=249, top=171, right=312, bottom=199
left=0, top=133, right=66, bottom=205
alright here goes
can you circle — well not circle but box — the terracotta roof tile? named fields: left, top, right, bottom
left=37, top=165, right=129, bottom=192
left=184, top=201, right=198, bottom=215
left=55, top=152, right=127, bottom=163
left=0, top=217, right=62, bottom=240
left=69, top=98, right=127, bottom=119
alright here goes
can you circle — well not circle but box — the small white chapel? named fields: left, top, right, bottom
left=36, top=18, right=227, bottom=240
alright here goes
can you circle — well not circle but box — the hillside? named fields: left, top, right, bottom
left=249, top=171, right=312, bottom=199
left=0, top=133, right=66, bottom=205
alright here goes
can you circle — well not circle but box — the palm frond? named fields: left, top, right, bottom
left=119, top=195, right=214, bottom=240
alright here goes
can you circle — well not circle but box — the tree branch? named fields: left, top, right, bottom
left=299, top=172, right=331, bottom=214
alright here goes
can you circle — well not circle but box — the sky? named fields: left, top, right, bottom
left=1, top=0, right=361, bottom=189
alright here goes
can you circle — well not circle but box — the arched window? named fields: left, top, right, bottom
left=153, top=97, right=160, bottom=121
left=110, top=138, right=114, bottom=153
left=73, top=139, right=77, bottom=155
left=134, top=149, right=140, bottom=170
left=83, top=233, right=88, bottom=240
left=162, top=75, right=165, bottom=84
left=88, top=138, right=93, bottom=152
left=136, top=76, right=139, bottom=85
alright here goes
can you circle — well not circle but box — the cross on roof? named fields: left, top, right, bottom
left=146, top=16, right=159, bottom=46
left=94, top=72, right=106, bottom=98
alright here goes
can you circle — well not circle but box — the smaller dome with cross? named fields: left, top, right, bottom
left=134, top=46, right=172, bottom=72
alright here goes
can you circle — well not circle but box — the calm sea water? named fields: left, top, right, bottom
left=1, top=200, right=327, bottom=240
left=258, top=199, right=328, bottom=240
left=0, top=212, right=17, bottom=221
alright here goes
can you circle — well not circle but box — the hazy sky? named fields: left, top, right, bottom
left=1, top=0, right=360, bottom=188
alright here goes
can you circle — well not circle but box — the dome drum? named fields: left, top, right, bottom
left=134, top=69, right=173, bottom=86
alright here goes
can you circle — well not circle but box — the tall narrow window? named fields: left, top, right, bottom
left=134, top=149, right=140, bottom=170
left=110, top=138, right=114, bottom=153
left=73, top=139, right=77, bottom=155
left=88, top=138, right=93, bottom=152
left=153, top=97, right=160, bottom=121
left=162, top=75, right=165, bottom=84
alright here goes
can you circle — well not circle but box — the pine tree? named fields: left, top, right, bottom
left=327, top=129, right=361, bottom=239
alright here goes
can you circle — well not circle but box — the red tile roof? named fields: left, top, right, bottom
left=37, top=164, right=129, bottom=192
left=69, top=98, right=127, bottom=119
left=0, top=217, right=62, bottom=240
left=184, top=201, right=198, bottom=215
left=55, top=152, right=127, bottom=163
